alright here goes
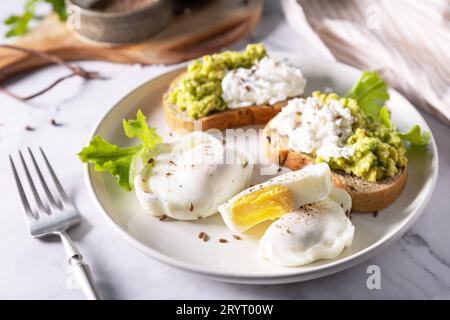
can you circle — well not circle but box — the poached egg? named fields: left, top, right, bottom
left=259, top=190, right=354, bottom=267
left=218, top=163, right=333, bottom=233
left=134, top=132, right=253, bottom=220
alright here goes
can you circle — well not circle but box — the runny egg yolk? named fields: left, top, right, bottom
left=230, top=185, right=294, bottom=229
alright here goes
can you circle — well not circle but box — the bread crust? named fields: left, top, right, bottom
left=263, top=125, right=408, bottom=212
left=163, top=72, right=288, bottom=131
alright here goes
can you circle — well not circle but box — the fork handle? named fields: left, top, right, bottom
left=58, top=231, right=100, bottom=300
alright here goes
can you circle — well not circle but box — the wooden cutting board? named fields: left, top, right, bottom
left=0, top=0, right=263, bottom=82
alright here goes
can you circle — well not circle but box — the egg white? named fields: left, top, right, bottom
left=134, top=132, right=253, bottom=220
left=259, top=190, right=354, bottom=267
left=218, top=163, right=333, bottom=233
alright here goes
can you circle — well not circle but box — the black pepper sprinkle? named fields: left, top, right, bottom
left=373, top=211, right=378, bottom=217
left=147, top=158, right=154, bottom=165
left=50, top=119, right=63, bottom=126
left=25, top=125, right=35, bottom=131
left=277, top=167, right=282, bottom=173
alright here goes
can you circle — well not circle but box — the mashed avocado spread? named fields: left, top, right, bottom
left=168, top=43, right=266, bottom=119
left=313, top=92, right=407, bottom=182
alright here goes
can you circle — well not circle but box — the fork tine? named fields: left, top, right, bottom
left=28, top=147, right=60, bottom=209
left=39, top=147, right=69, bottom=203
left=19, top=150, right=48, bottom=214
left=9, top=155, right=37, bottom=220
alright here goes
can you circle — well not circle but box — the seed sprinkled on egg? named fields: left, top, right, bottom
left=189, top=202, right=194, bottom=211
left=219, top=238, right=228, bottom=243
left=159, top=215, right=168, bottom=221
left=232, top=235, right=242, bottom=240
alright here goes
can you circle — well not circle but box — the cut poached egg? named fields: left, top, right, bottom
left=218, top=163, right=333, bottom=233
left=259, top=191, right=354, bottom=267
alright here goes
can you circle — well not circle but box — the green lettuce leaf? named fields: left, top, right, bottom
left=348, top=70, right=430, bottom=147
left=78, top=136, right=142, bottom=191
left=346, top=70, right=390, bottom=119
left=378, top=106, right=391, bottom=128
left=399, top=125, right=430, bottom=147
left=123, top=110, right=162, bottom=148
left=78, top=110, right=161, bottom=191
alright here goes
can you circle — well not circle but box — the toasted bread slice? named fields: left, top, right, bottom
left=263, top=125, right=408, bottom=212
left=163, top=72, right=289, bottom=131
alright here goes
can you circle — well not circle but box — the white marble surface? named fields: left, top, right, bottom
left=0, top=1, right=449, bottom=300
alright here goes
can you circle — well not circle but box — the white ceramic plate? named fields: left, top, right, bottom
left=84, top=53, right=438, bottom=284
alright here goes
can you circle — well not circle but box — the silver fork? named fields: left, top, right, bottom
left=9, top=147, right=100, bottom=300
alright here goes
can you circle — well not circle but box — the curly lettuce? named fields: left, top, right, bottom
left=346, top=71, right=430, bottom=147
left=78, top=110, right=161, bottom=191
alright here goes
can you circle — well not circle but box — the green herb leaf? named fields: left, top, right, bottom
left=45, top=0, right=67, bottom=20
left=4, top=0, right=66, bottom=37
left=346, top=70, right=390, bottom=119
left=78, top=110, right=162, bottom=191
left=4, top=15, right=20, bottom=25
left=399, top=125, right=430, bottom=147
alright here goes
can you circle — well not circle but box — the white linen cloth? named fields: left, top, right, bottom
left=281, top=0, right=450, bottom=124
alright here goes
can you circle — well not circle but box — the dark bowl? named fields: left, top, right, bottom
left=66, top=0, right=172, bottom=43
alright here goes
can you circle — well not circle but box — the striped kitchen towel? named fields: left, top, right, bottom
left=281, top=0, right=450, bottom=124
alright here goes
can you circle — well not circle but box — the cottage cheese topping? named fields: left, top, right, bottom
left=270, top=97, right=355, bottom=160
left=221, top=57, right=306, bottom=109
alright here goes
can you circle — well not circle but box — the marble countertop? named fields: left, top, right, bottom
left=1, top=1, right=449, bottom=300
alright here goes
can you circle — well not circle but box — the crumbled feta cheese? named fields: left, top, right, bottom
left=221, top=57, right=306, bottom=109
left=270, top=97, right=355, bottom=160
